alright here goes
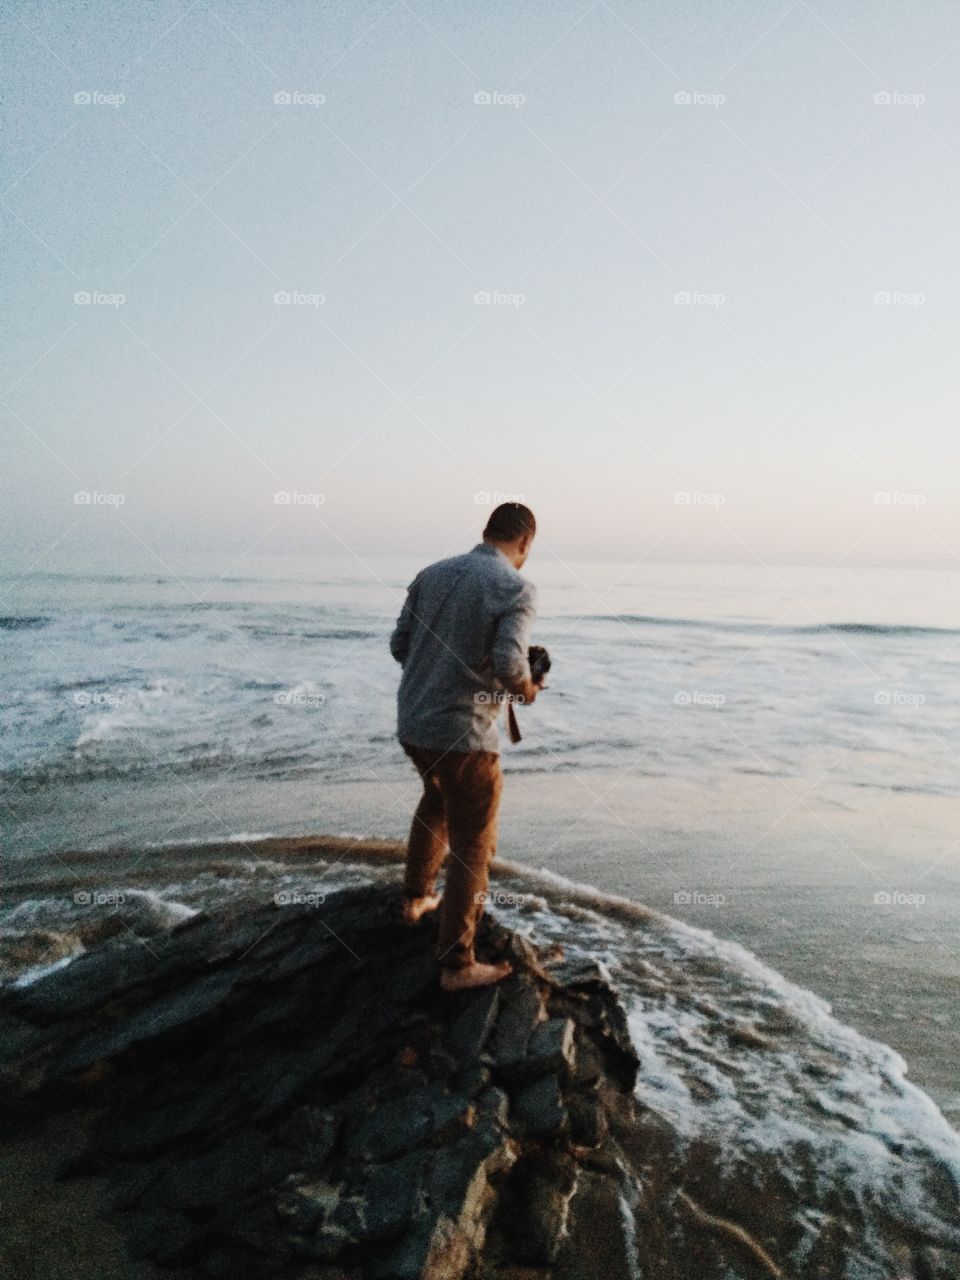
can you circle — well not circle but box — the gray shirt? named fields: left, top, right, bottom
left=389, top=542, right=538, bottom=754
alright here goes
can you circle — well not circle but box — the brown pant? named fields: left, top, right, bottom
left=401, top=741, right=504, bottom=970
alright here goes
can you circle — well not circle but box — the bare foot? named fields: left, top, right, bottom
left=402, top=894, right=441, bottom=924
left=439, top=960, right=513, bottom=992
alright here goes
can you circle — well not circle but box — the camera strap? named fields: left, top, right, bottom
left=507, top=700, right=522, bottom=744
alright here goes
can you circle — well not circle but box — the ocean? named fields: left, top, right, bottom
left=2, top=553, right=959, bottom=1130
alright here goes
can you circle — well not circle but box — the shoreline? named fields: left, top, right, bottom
left=3, top=876, right=960, bottom=1278
left=4, top=829, right=958, bottom=1130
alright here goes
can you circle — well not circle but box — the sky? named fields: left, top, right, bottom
left=3, top=0, right=960, bottom=573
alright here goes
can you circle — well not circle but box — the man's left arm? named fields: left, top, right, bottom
left=491, top=579, right=538, bottom=697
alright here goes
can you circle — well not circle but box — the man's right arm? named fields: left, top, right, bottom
left=490, top=579, right=539, bottom=703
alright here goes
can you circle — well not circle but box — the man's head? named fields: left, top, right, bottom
left=483, top=502, right=536, bottom=569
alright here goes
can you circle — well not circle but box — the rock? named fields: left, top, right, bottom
left=554, top=1167, right=638, bottom=1280
left=419, top=1122, right=517, bottom=1278
left=445, top=985, right=501, bottom=1065
left=568, top=1094, right=607, bottom=1150
left=152, top=1130, right=284, bottom=1211
left=527, top=1017, right=577, bottom=1079
left=0, top=886, right=640, bottom=1277
left=346, top=1087, right=471, bottom=1162
left=3, top=880, right=957, bottom=1280
left=490, top=973, right=546, bottom=1068
left=512, top=1074, right=569, bottom=1140
left=490, top=1151, right=579, bottom=1265
left=277, top=1105, right=340, bottom=1168
left=332, top=1151, right=423, bottom=1243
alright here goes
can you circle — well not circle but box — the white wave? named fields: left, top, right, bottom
left=484, top=861, right=960, bottom=1273
left=12, top=953, right=81, bottom=988
left=121, top=888, right=199, bottom=928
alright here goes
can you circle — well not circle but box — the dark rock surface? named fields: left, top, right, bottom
left=2, top=883, right=959, bottom=1280
left=0, top=886, right=646, bottom=1278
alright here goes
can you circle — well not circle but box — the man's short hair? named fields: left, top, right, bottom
left=483, top=502, right=536, bottom=542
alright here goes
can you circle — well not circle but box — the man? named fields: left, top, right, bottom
left=389, top=502, right=541, bottom=991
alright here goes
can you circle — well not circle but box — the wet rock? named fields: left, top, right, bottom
left=513, top=1074, right=568, bottom=1140
left=445, top=985, right=501, bottom=1065
left=568, top=1093, right=607, bottom=1149
left=346, top=1087, right=471, bottom=1162
left=152, top=1130, right=285, bottom=1211
left=490, top=974, right=546, bottom=1068
left=491, top=1151, right=579, bottom=1265
left=554, top=1167, right=638, bottom=1280
left=3, top=880, right=956, bottom=1280
left=527, top=1017, right=577, bottom=1079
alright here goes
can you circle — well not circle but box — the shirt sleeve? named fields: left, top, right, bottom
left=390, top=577, right=419, bottom=665
left=490, top=579, right=538, bottom=685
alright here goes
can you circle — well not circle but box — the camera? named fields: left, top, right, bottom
left=528, top=645, right=551, bottom=683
